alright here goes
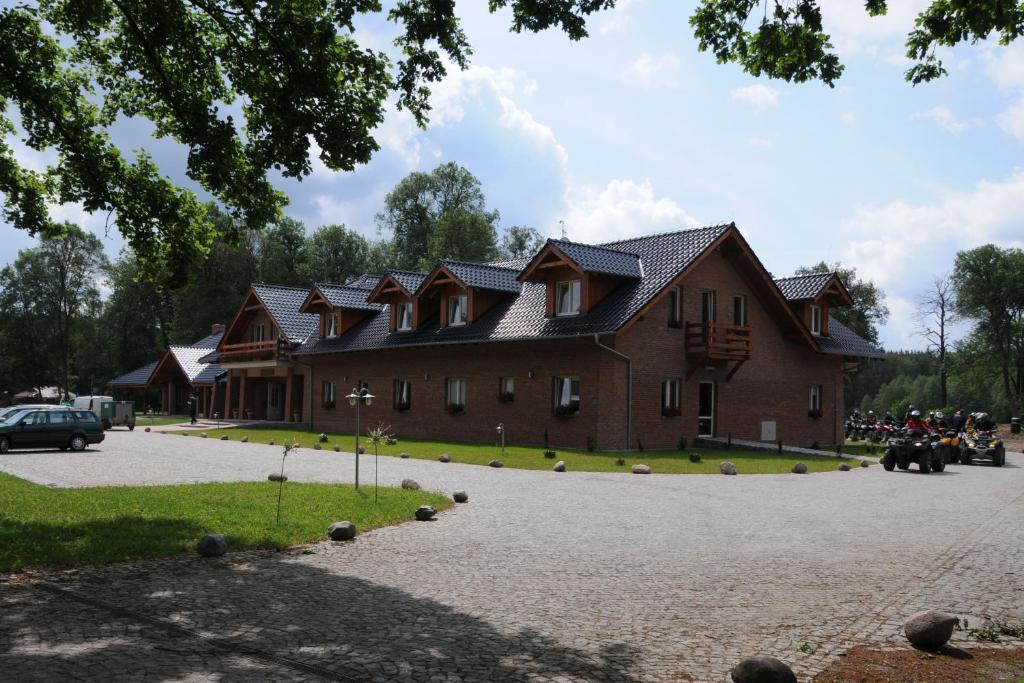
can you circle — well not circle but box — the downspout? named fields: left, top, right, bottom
left=594, top=334, right=632, bottom=450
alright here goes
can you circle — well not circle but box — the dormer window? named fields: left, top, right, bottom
left=252, top=324, right=266, bottom=342
left=324, top=313, right=338, bottom=338
left=555, top=280, right=581, bottom=316
left=396, top=302, right=414, bottom=331
left=448, top=295, right=468, bottom=326
left=810, top=305, right=822, bottom=336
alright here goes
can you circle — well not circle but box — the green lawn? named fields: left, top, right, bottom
left=136, top=414, right=193, bottom=426
left=0, top=473, right=449, bottom=572
left=838, top=440, right=885, bottom=456
left=180, top=426, right=857, bottom=474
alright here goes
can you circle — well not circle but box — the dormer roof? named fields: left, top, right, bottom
left=309, top=283, right=383, bottom=312
left=518, top=238, right=643, bottom=282
left=774, top=272, right=854, bottom=305
left=367, top=269, right=428, bottom=302
left=417, top=260, right=522, bottom=296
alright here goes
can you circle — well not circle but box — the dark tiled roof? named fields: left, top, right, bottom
left=817, top=317, right=886, bottom=360
left=437, top=260, right=521, bottom=294
left=190, top=331, right=224, bottom=349
left=296, top=225, right=730, bottom=356
left=345, top=274, right=381, bottom=290
left=385, top=270, right=427, bottom=295
left=193, top=363, right=225, bottom=385
left=252, top=284, right=319, bottom=343
left=316, top=284, right=383, bottom=312
left=108, top=360, right=159, bottom=388
left=546, top=238, right=643, bottom=278
left=774, top=272, right=835, bottom=301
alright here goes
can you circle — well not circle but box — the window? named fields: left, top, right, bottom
left=74, top=411, right=98, bottom=423
left=26, top=411, right=49, bottom=425
left=396, top=302, right=414, bottom=331
left=446, top=378, right=466, bottom=413
left=50, top=411, right=73, bottom=424
left=667, top=286, right=682, bottom=327
left=325, top=313, right=338, bottom=338
left=553, top=376, right=581, bottom=416
left=733, top=295, right=747, bottom=326
left=498, top=376, right=515, bottom=403
left=661, top=378, right=682, bottom=416
left=698, top=381, right=715, bottom=436
left=393, top=379, right=411, bottom=411
left=810, top=305, right=822, bottom=336
left=448, top=295, right=468, bottom=326
left=555, top=280, right=581, bottom=316
left=321, top=380, right=337, bottom=409
left=701, top=290, right=716, bottom=323
left=808, top=384, right=823, bottom=418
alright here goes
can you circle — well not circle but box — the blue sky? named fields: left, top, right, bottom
left=4, top=1, right=1024, bottom=350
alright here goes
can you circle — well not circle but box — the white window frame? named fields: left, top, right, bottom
left=446, top=378, right=467, bottom=411
left=698, top=381, right=715, bottom=437
left=701, top=290, right=716, bottom=323
left=662, top=378, right=682, bottom=416
left=808, top=384, right=823, bottom=415
left=325, top=313, right=338, bottom=338
left=499, top=376, right=515, bottom=398
left=810, top=305, right=822, bottom=336
left=252, top=323, right=266, bottom=342
left=448, top=295, right=468, bottom=327
left=396, top=302, right=414, bottom=331
left=553, top=375, right=581, bottom=415
left=555, top=280, right=582, bottom=317
left=733, top=295, right=747, bottom=326
left=322, top=380, right=337, bottom=408
left=394, top=378, right=411, bottom=410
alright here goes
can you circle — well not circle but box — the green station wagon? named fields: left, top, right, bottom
left=0, top=409, right=105, bottom=453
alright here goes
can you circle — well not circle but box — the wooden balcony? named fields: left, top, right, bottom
left=219, top=338, right=287, bottom=362
left=685, top=321, right=752, bottom=380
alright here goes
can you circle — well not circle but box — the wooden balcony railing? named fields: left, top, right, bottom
left=219, top=338, right=287, bottom=361
left=685, top=321, right=752, bottom=362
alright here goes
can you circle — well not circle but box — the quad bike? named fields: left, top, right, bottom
left=881, top=429, right=945, bottom=473
left=938, top=429, right=961, bottom=464
left=958, top=430, right=1006, bottom=467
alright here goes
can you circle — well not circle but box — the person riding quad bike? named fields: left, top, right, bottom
left=882, top=411, right=945, bottom=473
left=951, top=409, right=965, bottom=431
left=932, top=412, right=961, bottom=463
left=883, top=411, right=895, bottom=426
left=960, top=413, right=1006, bottom=467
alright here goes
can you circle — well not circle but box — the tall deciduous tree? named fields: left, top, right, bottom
left=0, top=223, right=107, bottom=397
left=952, top=245, right=1024, bottom=417
left=794, top=261, right=889, bottom=345
left=690, top=1, right=1024, bottom=87
left=500, top=225, right=546, bottom=260
left=256, top=218, right=308, bottom=287
left=376, top=163, right=501, bottom=269
left=302, top=224, right=372, bottom=285
left=914, top=275, right=954, bottom=407
left=0, top=1, right=611, bottom=282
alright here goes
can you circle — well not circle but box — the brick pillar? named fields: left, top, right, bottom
left=224, top=372, right=232, bottom=420
left=284, top=366, right=294, bottom=422
left=238, top=371, right=246, bottom=420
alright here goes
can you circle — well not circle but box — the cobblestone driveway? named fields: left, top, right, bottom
left=1, top=432, right=1022, bottom=682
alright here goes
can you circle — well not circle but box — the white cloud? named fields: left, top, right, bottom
left=818, top=0, right=931, bottom=57
left=914, top=106, right=969, bottom=133
left=749, top=136, right=771, bottom=149
left=561, top=179, right=696, bottom=244
left=841, top=170, right=1024, bottom=347
left=622, top=52, right=680, bottom=87
left=984, top=41, right=1024, bottom=91
left=598, top=0, right=641, bottom=36
left=840, top=111, right=858, bottom=127
left=730, top=84, right=780, bottom=110
left=997, top=97, right=1024, bottom=140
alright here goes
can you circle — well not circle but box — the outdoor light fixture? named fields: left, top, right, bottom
left=497, top=423, right=505, bottom=459
left=346, top=387, right=375, bottom=490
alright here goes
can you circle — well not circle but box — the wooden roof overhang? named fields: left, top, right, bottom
left=517, top=243, right=584, bottom=283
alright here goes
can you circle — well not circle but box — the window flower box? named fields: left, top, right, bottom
left=554, top=404, right=580, bottom=417
left=807, top=409, right=823, bottom=419
left=446, top=403, right=465, bottom=414
left=498, top=391, right=515, bottom=404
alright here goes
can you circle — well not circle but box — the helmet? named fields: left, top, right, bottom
left=935, top=411, right=944, bottom=420
left=978, top=412, right=989, bottom=422
left=868, top=410, right=875, bottom=416
left=928, top=411, right=935, bottom=418
left=885, top=411, right=893, bottom=418
left=911, top=410, right=921, bottom=418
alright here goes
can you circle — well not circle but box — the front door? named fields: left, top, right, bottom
left=698, top=381, right=716, bottom=437
left=267, top=383, right=283, bottom=421
left=17, top=411, right=50, bottom=448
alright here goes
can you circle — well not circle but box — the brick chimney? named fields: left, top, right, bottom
left=211, top=323, right=225, bottom=335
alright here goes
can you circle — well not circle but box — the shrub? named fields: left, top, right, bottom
left=543, top=450, right=556, bottom=459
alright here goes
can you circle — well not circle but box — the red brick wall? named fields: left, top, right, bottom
left=615, top=249, right=843, bottom=449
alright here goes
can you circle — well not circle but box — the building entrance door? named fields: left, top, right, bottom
left=267, top=383, right=284, bottom=421
left=698, top=381, right=716, bottom=437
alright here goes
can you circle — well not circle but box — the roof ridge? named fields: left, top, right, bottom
left=386, top=268, right=428, bottom=276
left=550, top=237, right=642, bottom=257
left=441, top=258, right=520, bottom=271
left=595, top=222, right=733, bottom=249
left=252, top=282, right=313, bottom=292
left=774, top=271, right=837, bottom=281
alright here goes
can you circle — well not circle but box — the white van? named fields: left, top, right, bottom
left=73, top=395, right=113, bottom=412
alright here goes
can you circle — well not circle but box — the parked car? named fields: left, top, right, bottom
left=0, top=408, right=105, bottom=453
left=0, top=404, right=63, bottom=421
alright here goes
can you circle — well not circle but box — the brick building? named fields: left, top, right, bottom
left=111, top=223, right=882, bottom=448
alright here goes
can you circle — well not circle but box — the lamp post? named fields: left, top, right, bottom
left=497, top=422, right=505, bottom=460
left=346, top=387, right=374, bottom=490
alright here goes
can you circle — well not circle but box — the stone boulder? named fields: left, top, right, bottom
left=553, top=460, right=566, bottom=472
left=401, top=478, right=420, bottom=490
left=333, top=445, right=341, bottom=452
left=453, top=490, right=469, bottom=503
left=196, top=534, right=228, bottom=558
left=689, top=453, right=702, bottom=463
left=400, top=452, right=410, bottom=459
left=720, top=462, right=737, bottom=475
left=327, top=521, right=357, bottom=541
left=489, top=459, right=504, bottom=468
left=730, top=656, right=796, bottom=683
left=415, top=505, right=437, bottom=521
left=313, top=443, right=322, bottom=450
left=269, top=439, right=275, bottom=446
left=200, top=432, right=208, bottom=438
left=632, top=464, right=651, bottom=475
left=357, top=446, right=365, bottom=455
left=860, top=459, right=870, bottom=468
left=268, top=473, right=287, bottom=482
left=241, top=435, right=249, bottom=443
left=791, top=463, right=808, bottom=474
left=904, top=610, right=957, bottom=648
left=220, top=435, right=228, bottom=441
left=318, top=432, right=328, bottom=443
left=144, top=427, right=151, bottom=432
left=838, top=462, right=851, bottom=471
left=438, top=454, right=450, bottom=463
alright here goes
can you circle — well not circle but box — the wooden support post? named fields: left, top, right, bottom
left=224, top=372, right=233, bottom=420
left=284, top=367, right=294, bottom=422
left=238, top=371, right=246, bottom=419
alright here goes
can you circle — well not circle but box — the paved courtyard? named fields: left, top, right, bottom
left=1, top=431, right=1023, bottom=682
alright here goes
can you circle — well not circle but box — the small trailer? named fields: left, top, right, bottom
left=73, top=395, right=136, bottom=430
